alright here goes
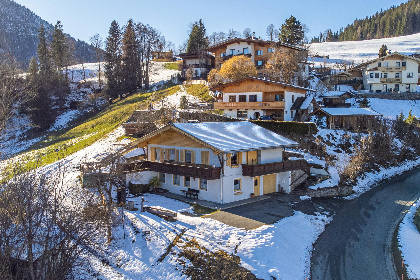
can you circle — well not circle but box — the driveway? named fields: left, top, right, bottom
left=311, top=167, right=420, bottom=280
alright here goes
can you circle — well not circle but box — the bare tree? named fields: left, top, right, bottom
left=90, top=34, right=104, bottom=90
left=242, top=28, right=252, bottom=38
left=228, top=29, right=240, bottom=38
left=266, top=24, right=275, bottom=41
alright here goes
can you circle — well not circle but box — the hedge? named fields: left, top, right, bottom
left=414, top=206, right=420, bottom=233
left=251, top=120, right=318, bottom=135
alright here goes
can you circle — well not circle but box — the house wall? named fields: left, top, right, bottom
left=284, top=91, right=305, bottom=121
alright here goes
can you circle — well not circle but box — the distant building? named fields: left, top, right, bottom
left=289, top=96, right=319, bottom=121
left=320, top=91, right=353, bottom=108
left=212, top=77, right=314, bottom=121
left=354, top=52, right=420, bottom=93
left=122, top=122, right=310, bottom=204
left=311, top=107, right=381, bottom=130
left=178, top=52, right=215, bottom=80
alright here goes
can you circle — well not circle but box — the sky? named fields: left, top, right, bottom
left=15, top=0, right=409, bottom=48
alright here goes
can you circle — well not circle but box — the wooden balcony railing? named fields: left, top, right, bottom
left=121, top=160, right=222, bottom=180
left=214, top=101, right=285, bottom=110
left=380, top=78, right=402, bottom=83
left=377, top=66, right=406, bottom=71
left=242, top=159, right=310, bottom=177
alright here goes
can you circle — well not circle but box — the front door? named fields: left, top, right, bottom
left=263, top=174, right=276, bottom=194
left=253, top=176, right=260, bottom=196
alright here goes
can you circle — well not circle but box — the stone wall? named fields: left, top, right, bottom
left=305, top=185, right=353, bottom=197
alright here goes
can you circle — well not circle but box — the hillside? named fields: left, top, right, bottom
left=0, top=0, right=97, bottom=68
left=309, top=32, right=420, bottom=63
left=312, top=0, right=420, bottom=42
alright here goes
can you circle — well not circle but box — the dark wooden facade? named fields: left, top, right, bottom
left=242, top=159, right=310, bottom=177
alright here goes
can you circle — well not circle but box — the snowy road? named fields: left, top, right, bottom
left=311, top=167, right=420, bottom=280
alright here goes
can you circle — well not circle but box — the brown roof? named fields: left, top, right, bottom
left=205, top=37, right=305, bottom=52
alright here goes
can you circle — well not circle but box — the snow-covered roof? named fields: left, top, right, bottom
left=300, top=96, right=314, bottom=110
left=173, top=122, right=298, bottom=152
left=124, top=148, right=145, bottom=158
left=318, top=108, right=381, bottom=116
left=320, top=91, right=352, bottom=98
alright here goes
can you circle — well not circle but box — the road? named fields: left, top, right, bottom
left=311, top=167, right=420, bottom=280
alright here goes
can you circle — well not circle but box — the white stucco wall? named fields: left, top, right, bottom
left=222, top=92, right=263, bottom=102
left=224, top=42, right=255, bottom=62
left=284, top=91, right=305, bottom=121
left=260, top=148, right=283, bottom=164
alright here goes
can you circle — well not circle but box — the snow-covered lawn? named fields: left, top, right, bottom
left=366, top=98, right=420, bottom=120
left=152, top=86, right=201, bottom=109
left=309, top=32, right=420, bottom=63
left=398, top=198, right=420, bottom=279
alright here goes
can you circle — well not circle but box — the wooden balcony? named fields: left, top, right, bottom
left=242, top=159, right=310, bottom=177
left=377, top=66, right=406, bottom=71
left=214, top=101, right=285, bottom=110
left=380, top=78, right=402, bottom=83
left=121, top=160, right=222, bottom=180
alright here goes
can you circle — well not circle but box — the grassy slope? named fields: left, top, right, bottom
left=3, top=84, right=182, bottom=174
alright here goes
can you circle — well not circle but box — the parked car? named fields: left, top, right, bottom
left=259, top=115, right=274, bottom=121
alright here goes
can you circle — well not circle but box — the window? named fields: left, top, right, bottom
left=239, top=95, right=246, bottom=102
left=384, top=73, right=388, bottom=78
left=229, top=95, right=237, bottom=102
left=220, top=53, right=225, bottom=57
left=370, top=73, right=374, bottom=78
left=159, top=173, right=166, bottom=183
left=395, top=84, right=400, bottom=91
left=237, top=111, right=247, bottom=118
left=396, top=62, right=401, bottom=67
left=199, top=179, right=207, bottom=190
left=173, top=174, right=180, bottom=185
left=243, top=48, right=249, bottom=54
left=407, top=72, right=413, bottom=78
left=375, top=73, right=379, bottom=78
left=402, top=61, right=406, bottom=67
left=275, top=94, right=280, bottom=101
left=249, top=95, right=257, bottom=102
left=256, top=50, right=263, bottom=55
left=254, top=179, right=258, bottom=186
left=268, top=48, right=274, bottom=53
left=256, top=60, right=263, bottom=66
left=234, top=179, right=241, bottom=192
left=185, top=150, right=192, bottom=163
left=395, top=73, right=400, bottom=78
left=169, top=149, right=176, bottom=161
left=378, top=62, right=381, bottom=67
left=291, top=110, right=294, bottom=118
left=230, top=153, right=238, bottom=165
left=184, top=176, right=191, bottom=187
left=230, top=49, right=235, bottom=55
left=292, top=95, right=295, bottom=102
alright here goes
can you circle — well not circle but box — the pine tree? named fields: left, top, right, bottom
left=105, top=20, right=123, bottom=99
left=121, top=19, right=139, bottom=94
left=279, top=16, right=305, bottom=45
left=186, top=19, right=209, bottom=54
left=358, top=97, right=370, bottom=108
left=378, top=44, right=388, bottom=57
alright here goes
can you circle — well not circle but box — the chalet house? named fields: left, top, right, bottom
left=212, top=77, right=314, bottom=121
left=320, top=91, right=353, bottom=108
left=122, top=122, right=310, bottom=204
left=290, top=96, right=319, bottom=121
left=179, top=52, right=215, bottom=80
left=354, top=52, right=420, bottom=93
left=311, top=107, right=381, bottom=130
left=205, top=37, right=306, bottom=74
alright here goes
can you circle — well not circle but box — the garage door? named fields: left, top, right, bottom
left=263, top=174, right=276, bottom=194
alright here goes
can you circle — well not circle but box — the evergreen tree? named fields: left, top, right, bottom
left=279, top=16, right=305, bottom=45
left=121, top=19, right=139, bottom=94
left=357, top=97, right=370, bottom=108
left=378, top=44, right=388, bottom=57
left=186, top=19, right=209, bottom=54
left=105, top=20, right=122, bottom=99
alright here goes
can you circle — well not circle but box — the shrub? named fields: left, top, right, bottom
left=128, top=182, right=149, bottom=195
left=251, top=120, right=318, bottom=135
left=149, top=176, right=161, bottom=190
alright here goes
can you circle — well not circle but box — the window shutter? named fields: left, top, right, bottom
left=180, top=150, right=185, bottom=162
left=175, top=149, right=179, bottom=162
left=151, top=147, right=156, bottom=161
left=191, top=151, right=196, bottom=163
left=237, top=152, right=242, bottom=165
left=201, top=151, right=209, bottom=165
left=165, top=148, right=170, bottom=161
left=159, top=148, right=164, bottom=162
left=227, top=153, right=231, bottom=167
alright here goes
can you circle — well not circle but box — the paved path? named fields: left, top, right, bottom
left=311, top=168, right=420, bottom=280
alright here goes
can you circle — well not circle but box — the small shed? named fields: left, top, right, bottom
left=290, top=96, right=319, bottom=121
left=320, top=91, right=353, bottom=108
left=312, top=107, right=381, bottom=131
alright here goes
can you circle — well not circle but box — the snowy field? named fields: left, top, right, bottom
left=309, top=32, right=420, bottom=64
left=364, top=98, right=420, bottom=120
left=398, top=198, right=420, bottom=279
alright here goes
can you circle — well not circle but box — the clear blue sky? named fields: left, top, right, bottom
left=15, top=0, right=408, bottom=47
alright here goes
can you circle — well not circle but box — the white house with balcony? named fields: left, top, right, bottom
left=122, top=122, right=309, bottom=204
left=357, top=52, right=420, bottom=93
left=212, top=77, right=314, bottom=121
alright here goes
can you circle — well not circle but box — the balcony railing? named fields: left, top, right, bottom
left=377, top=66, right=406, bottom=71
left=242, top=159, right=310, bottom=177
left=214, top=101, right=285, bottom=110
left=222, top=53, right=252, bottom=61
left=380, top=78, right=402, bottom=83
left=121, top=160, right=222, bottom=180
